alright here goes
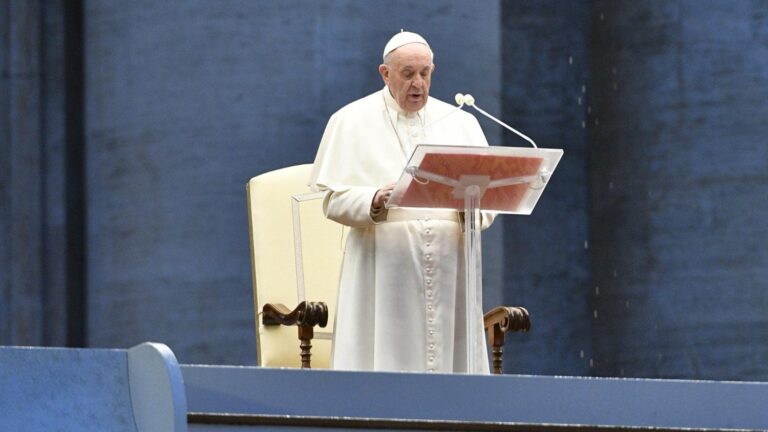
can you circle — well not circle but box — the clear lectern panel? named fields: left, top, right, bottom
left=387, top=145, right=564, bottom=214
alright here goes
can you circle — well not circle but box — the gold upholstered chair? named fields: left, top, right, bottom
left=247, top=164, right=530, bottom=372
left=247, top=164, right=342, bottom=369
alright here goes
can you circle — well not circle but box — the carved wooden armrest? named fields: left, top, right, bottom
left=262, top=301, right=328, bottom=369
left=484, top=306, right=530, bottom=374
left=262, top=301, right=328, bottom=327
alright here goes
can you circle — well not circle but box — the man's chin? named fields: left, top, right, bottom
left=405, top=97, right=426, bottom=111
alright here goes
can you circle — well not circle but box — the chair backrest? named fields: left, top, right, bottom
left=246, top=164, right=345, bottom=368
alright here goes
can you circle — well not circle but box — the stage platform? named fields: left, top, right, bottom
left=2, top=344, right=767, bottom=431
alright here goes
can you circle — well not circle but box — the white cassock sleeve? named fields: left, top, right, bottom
left=322, top=187, right=385, bottom=227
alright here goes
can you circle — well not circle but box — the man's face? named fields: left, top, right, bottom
left=379, top=43, right=434, bottom=112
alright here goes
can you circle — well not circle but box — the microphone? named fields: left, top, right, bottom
left=454, top=93, right=537, bottom=148
left=455, top=93, right=474, bottom=106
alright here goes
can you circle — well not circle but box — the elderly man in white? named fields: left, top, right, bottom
left=310, top=31, right=493, bottom=374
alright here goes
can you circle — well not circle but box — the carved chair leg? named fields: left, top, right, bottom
left=489, top=324, right=505, bottom=375
left=298, top=325, right=314, bottom=369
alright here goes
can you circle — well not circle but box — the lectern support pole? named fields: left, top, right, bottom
left=463, top=185, right=483, bottom=374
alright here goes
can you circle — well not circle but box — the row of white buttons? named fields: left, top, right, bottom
left=424, top=221, right=436, bottom=372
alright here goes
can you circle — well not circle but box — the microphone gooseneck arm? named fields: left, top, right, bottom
left=455, top=93, right=538, bottom=149
left=422, top=104, right=466, bottom=131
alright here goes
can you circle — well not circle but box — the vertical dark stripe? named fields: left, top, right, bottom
left=0, top=1, right=11, bottom=344
left=63, top=0, right=86, bottom=347
left=39, top=0, right=49, bottom=344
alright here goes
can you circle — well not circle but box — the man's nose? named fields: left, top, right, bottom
left=412, top=77, right=423, bottom=88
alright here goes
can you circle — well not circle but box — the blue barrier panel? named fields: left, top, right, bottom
left=183, top=365, right=768, bottom=430
left=0, top=343, right=187, bottom=432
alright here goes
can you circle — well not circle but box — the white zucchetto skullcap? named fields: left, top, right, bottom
left=382, top=30, right=431, bottom=61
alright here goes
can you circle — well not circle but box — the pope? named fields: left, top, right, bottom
left=310, top=31, right=494, bottom=374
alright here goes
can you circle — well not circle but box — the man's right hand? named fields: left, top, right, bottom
left=372, top=182, right=397, bottom=210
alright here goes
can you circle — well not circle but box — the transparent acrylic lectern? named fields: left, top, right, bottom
left=386, top=144, right=563, bottom=374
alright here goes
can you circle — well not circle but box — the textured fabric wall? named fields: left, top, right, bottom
left=500, top=1, right=593, bottom=376
left=588, top=0, right=768, bottom=380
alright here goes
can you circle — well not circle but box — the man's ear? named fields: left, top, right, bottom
left=378, top=64, right=389, bottom=84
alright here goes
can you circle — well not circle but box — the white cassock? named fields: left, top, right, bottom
left=309, top=87, right=493, bottom=374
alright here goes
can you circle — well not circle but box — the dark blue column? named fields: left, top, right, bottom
left=588, top=0, right=768, bottom=380
left=500, top=0, right=593, bottom=376
left=0, top=0, right=79, bottom=347
left=1, top=0, right=45, bottom=345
